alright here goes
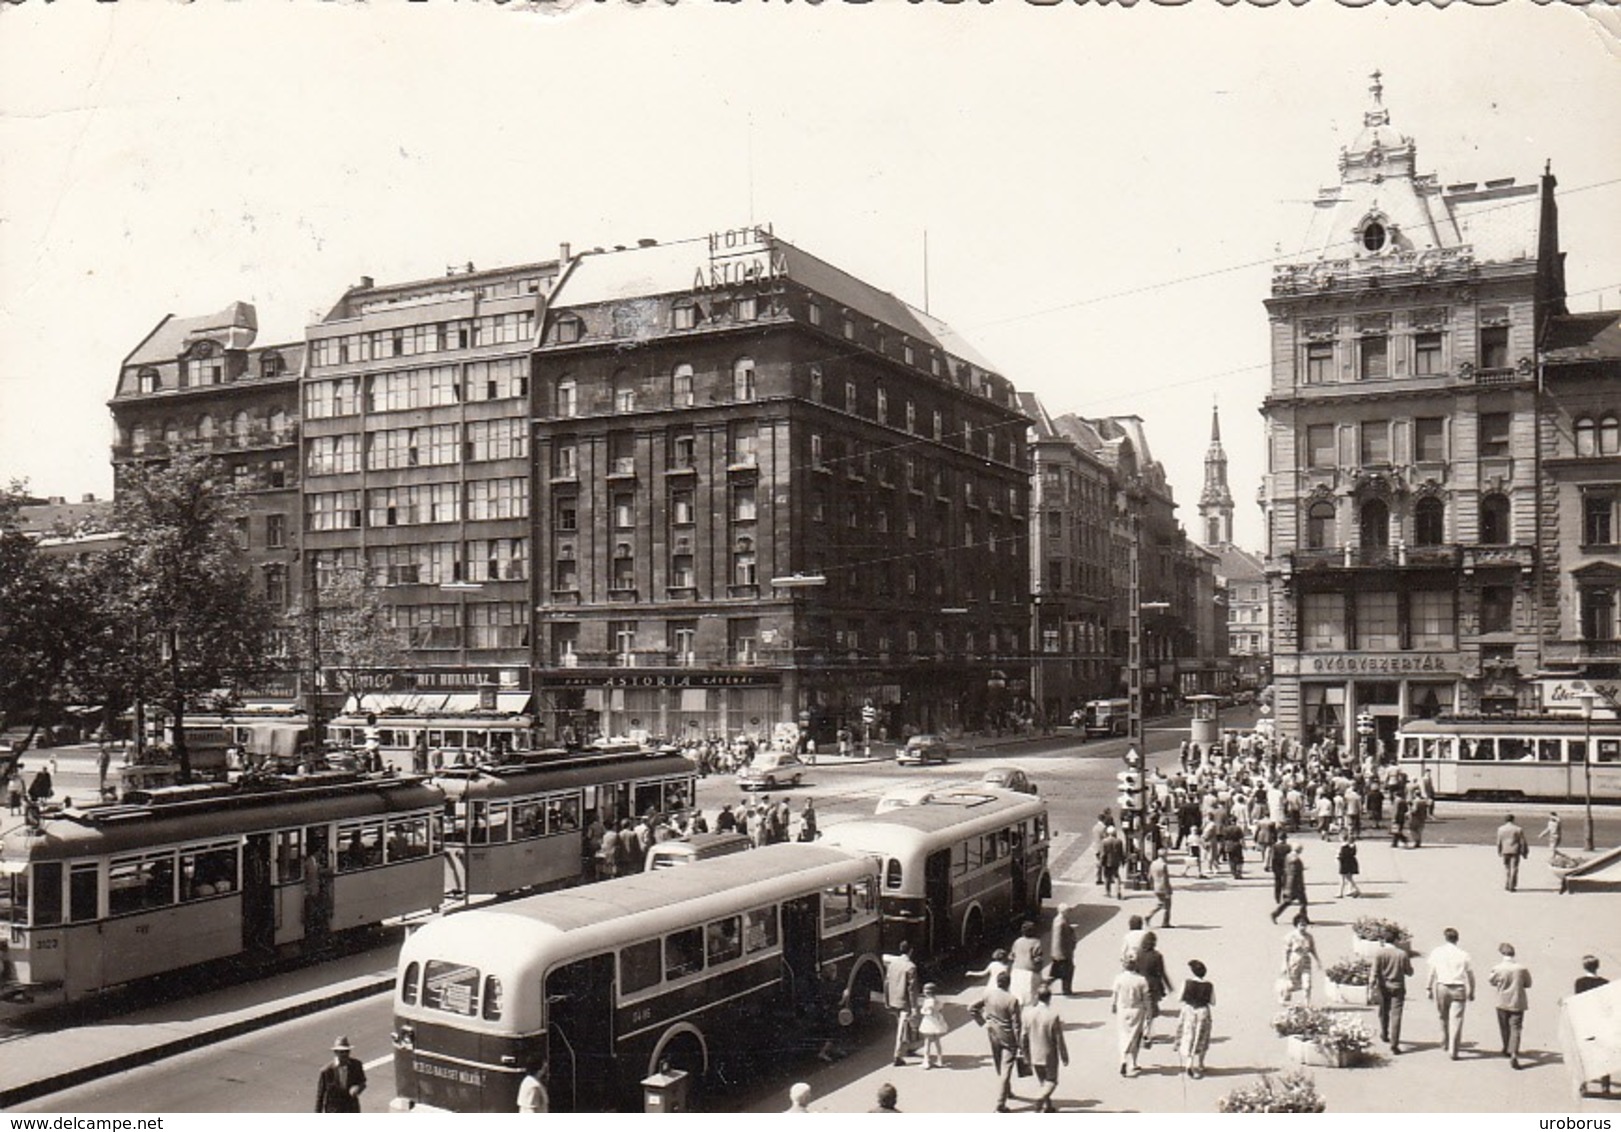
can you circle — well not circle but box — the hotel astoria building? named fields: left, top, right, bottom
left=1261, top=77, right=1594, bottom=748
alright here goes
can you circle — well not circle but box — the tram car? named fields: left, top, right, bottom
left=435, top=747, right=697, bottom=897
left=0, top=771, right=445, bottom=1005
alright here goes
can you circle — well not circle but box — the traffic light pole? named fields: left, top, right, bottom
left=1124, top=510, right=1148, bottom=887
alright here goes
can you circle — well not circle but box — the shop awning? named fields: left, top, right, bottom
left=343, top=692, right=533, bottom=717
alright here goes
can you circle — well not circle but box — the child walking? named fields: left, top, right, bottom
left=917, top=982, right=948, bottom=1068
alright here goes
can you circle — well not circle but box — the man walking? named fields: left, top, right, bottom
left=1496, top=814, right=1529, bottom=892
left=1270, top=843, right=1308, bottom=924
left=1542, top=812, right=1562, bottom=855
left=1099, top=824, right=1126, bottom=899
left=314, top=1036, right=367, bottom=1112
left=1048, top=904, right=1077, bottom=996
left=1270, top=832, right=1291, bottom=904
left=1144, top=847, right=1173, bottom=929
left=1488, top=943, right=1532, bottom=1069
left=884, top=941, right=921, bottom=1066
left=1020, top=981, right=1069, bottom=1113
left=1371, top=935, right=1414, bottom=1054
left=1425, top=927, right=1476, bottom=1059
left=969, top=969, right=1023, bottom=1112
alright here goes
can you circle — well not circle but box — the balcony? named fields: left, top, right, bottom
left=1462, top=543, right=1536, bottom=577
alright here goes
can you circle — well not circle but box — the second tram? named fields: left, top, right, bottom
left=1397, top=716, right=1621, bottom=801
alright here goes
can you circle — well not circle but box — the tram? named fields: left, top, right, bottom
left=1397, top=715, right=1621, bottom=801
left=391, top=843, right=885, bottom=1113
left=0, top=771, right=445, bottom=1004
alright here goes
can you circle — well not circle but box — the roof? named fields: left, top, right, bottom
left=1211, top=543, right=1266, bottom=583
left=14, top=498, right=112, bottom=538
left=1544, top=311, right=1621, bottom=365
left=124, top=302, right=258, bottom=368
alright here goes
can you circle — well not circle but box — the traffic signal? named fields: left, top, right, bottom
left=1117, top=770, right=1143, bottom=812
left=1124, top=746, right=1142, bottom=769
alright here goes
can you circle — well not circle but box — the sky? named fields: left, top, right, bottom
left=2, top=2, right=1619, bottom=553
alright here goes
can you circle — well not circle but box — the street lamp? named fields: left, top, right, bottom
left=1577, top=689, right=1597, bottom=852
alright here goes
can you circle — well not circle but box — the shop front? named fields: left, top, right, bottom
left=535, top=670, right=783, bottom=747
left=1286, top=651, right=1462, bottom=753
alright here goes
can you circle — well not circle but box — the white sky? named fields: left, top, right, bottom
left=2, top=3, right=1618, bottom=552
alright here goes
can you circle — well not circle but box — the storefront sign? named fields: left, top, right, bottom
left=1541, top=679, right=1621, bottom=719
left=539, top=671, right=780, bottom=689
left=1307, top=654, right=1457, bottom=676
left=320, top=667, right=526, bottom=693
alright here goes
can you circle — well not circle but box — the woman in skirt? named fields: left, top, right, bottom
left=1175, top=960, right=1215, bottom=1078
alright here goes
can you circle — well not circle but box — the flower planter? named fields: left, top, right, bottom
left=1351, top=935, right=1384, bottom=959
left=1285, top=1035, right=1351, bottom=1068
left=1326, top=980, right=1373, bottom=1007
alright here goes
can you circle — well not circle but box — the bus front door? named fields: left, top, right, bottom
left=1009, top=826, right=1028, bottom=916
left=546, top=954, right=615, bottom=1112
left=782, top=895, right=820, bottom=1010
left=923, top=850, right=951, bottom=956
left=242, top=833, right=276, bottom=956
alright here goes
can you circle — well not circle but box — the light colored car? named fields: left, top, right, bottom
left=895, top=734, right=950, bottom=766
left=980, top=766, right=1037, bottom=795
left=737, top=750, right=807, bottom=790
left=875, top=785, right=939, bottom=813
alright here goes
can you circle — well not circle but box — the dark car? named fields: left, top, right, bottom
left=980, top=765, right=1037, bottom=794
left=895, top=734, right=950, bottom=766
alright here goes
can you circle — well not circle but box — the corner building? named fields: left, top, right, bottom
left=530, top=231, right=1031, bottom=744
left=1261, top=78, right=1567, bottom=748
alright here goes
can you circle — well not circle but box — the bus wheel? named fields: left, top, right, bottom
left=655, top=1030, right=707, bottom=1109
left=962, top=906, right=985, bottom=954
left=850, top=960, right=885, bottom=1029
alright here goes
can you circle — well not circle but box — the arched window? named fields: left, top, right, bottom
left=131, top=423, right=150, bottom=453
left=196, top=414, right=216, bottom=443
left=162, top=419, right=181, bottom=448
left=1479, top=494, right=1511, bottom=545
left=1360, top=498, right=1390, bottom=551
left=232, top=410, right=251, bottom=445
left=1306, top=501, right=1335, bottom=550
left=1414, top=496, right=1445, bottom=547
left=733, top=357, right=756, bottom=402
left=1603, top=414, right=1620, bottom=456
left=1575, top=415, right=1596, bottom=457
left=269, top=409, right=289, bottom=440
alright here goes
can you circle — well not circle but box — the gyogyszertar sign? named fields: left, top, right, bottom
left=1307, top=654, right=1456, bottom=675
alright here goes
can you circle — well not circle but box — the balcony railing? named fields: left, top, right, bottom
left=1462, top=543, right=1536, bottom=575
left=1287, top=544, right=1461, bottom=571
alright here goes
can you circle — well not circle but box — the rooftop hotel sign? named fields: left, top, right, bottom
left=695, top=223, right=786, bottom=291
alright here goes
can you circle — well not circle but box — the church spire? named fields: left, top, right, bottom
left=1199, top=400, right=1234, bottom=548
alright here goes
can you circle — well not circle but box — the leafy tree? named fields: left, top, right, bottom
left=116, top=453, right=276, bottom=781
left=293, top=564, right=410, bottom=737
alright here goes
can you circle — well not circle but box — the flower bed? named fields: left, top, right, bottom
left=1325, top=956, right=1373, bottom=1006
left=1273, top=1005, right=1373, bottom=1067
left=1351, top=916, right=1411, bottom=951
left=1218, top=1070, right=1326, bottom=1113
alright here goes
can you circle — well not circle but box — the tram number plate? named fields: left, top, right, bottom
left=34, top=938, right=58, bottom=950
left=133, top=925, right=151, bottom=935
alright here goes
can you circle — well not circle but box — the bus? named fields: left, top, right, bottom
left=818, top=790, right=1050, bottom=960
left=1083, top=698, right=1131, bottom=739
left=0, top=771, right=445, bottom=1005
left=435, top=748, right=697, bottom=897
left=1397, top=716, right=1621, bottom=801
left=390, top=843, right=885, bottom=1112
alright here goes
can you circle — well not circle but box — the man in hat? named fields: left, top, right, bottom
left=315, top=1036, right=367, bottom=1112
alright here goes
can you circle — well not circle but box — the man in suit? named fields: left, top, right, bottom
left=1048, top=904, right=1078, bottom=996
left=970, top=969, right=1024, bottom=1112
left=1371, top=937, right=1414, bottom=1054
left=883, top=941, right=920, bottom=1066
left=315, top=1036, right=367, bottom=1113
left=1488, top=942, right=1533, bottom=1069
left=1021, top=981, right=1070, bottom=1113
left=1270, top=843, right=1308, bottom=924
left=1496, top=815, right=1529, bottom=892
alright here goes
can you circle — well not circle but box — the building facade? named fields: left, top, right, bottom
left=1261, top=77, right=1567, bottom=748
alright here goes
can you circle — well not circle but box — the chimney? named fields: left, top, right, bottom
left=47, top=496, right=65, bottom=505
left=358, top=275, right=374, bottom=289
left=638, top=238, right=658, bottom=248
left=81, top=493, right=96, bottom=503
left=560, top=242, right=571, bottom=262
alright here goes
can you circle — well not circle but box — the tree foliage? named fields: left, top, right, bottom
left=296, top=565, right=410, bottom=725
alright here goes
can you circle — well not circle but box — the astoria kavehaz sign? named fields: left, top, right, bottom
left=1307, top=654, right=1456, bottom=675
left=694, top=223, right=787, bottom=291
left=539, top=671, right=779, bottom=689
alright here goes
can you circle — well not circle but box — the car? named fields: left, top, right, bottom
left=737, top=750, right=807, bottom=790
left=875, top=785, right=939, bottom=813
left=980, top=766, right=1037, bottom=795
left=895, top=734, right=950, bottom=766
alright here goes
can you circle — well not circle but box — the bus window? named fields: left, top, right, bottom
left=952, top=841, right=969, bottom=877
left=982, top=834, right=999, bottom=864
left=549, top=795, right=581, bottom=832
left=275, top=829, right=304, bottom=884
left=337, top=822, right=384, bottom=871
left=69, top=863, right=99, bottom=923
left=743, top=906, right=778, bottom=954
left=705, top=916, right=743, bottom=967
left=620, top=939, right=662, bottom=994
left=180, top=843, right=238, bottom=900
left=422, top=960, right=480, bottom=1016
left=2, top=867, right=29, bottom=926
left=1600, top=740, right=1620, bottom=764
left=109, top=852, right=176, bottom=916
left=854, top=877, right=876, bottom=916
left=1538, top=739, right=1564, bottom=763
left=388, top=816, right=433, bottom=860
left=400, top=961, right=420, bottom=1005
left=822, top=884, right=856, bottom=930
left=1498, top=737, right=1531, bottom=762
left=665, top=927, right=705, bottom=980
left=1462, top=738, right=1495, bottom=762
left=32, top=862, right=62, bottom=926
left=966, top=836, right=983, bottom=871
left=482, top=976, right=504, bottom=1021
left=1034, top=814, right=1048, bottom=842
left=885, top=858, right=903, bottom=890
left=512, top=801, right=544, bottom=840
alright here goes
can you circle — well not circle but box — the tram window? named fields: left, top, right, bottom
left=705, top=916, right=743, bottom=966
left=1462, top=738, right=1496, bottom=762
left=388, top=816, right=432, bottom=860
left=512, top=802, right=545, bottom=840
left=428, top=730, right=447, bottom=748
left=885, top=858, right=903, bottom=890
left=443, top=731, right=467, bottom=749
left=108, top=853, right=176, bottom=916
left=468, top=803, right=492, bottom=845
left=743, top=906, right=778, bottom=954
left=482, top=975, right=504, bottom=1021
left=422, top=960, right=481, bottom=1016
left=621, top=938, right=662, bottom=994
left=549, top=795, right=581, bottom=832
left=1423, top=737, right=1445, bottom=761
left=1538, top=739, right=1564, bottom=763
left=1498, top=737, right=1532, bottom=762
left=2, top=869, right=28, bottom=925
left=180, top=844, right=238, bottom=901
left=69, top=864, right=99, bottom=923
left=378, top=729, right=399, bottom=748
left=400, top=961, right=420, bottom=1005
left=485, top=803, right=512, bottom=844
left=337, top=823, right=384, bottom=871
left=664, top=927, right=705, bottom=980
left=32, top=862, right=62, bottom=927
left=663, top=780, right=691, bottom=813
left=822, top=884, right=856, bottom=929
left=443, top=804, right=468, bottom=844
left=634, top=784, right=662, bottom=817
left=854, top=877, right=876, bottom=916
left=275, top=830, right=304, bottom=884
left=1600, top=740, right=1620, bottom=763
left=1572, top=741, right=1588, bottom=764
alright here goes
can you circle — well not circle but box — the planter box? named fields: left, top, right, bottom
left=1326, top=980, right=1373, bottom=1007
left=1285, top=1035, right=1351, bottom=1068
left=1351, top=936, right=1384, bottom=959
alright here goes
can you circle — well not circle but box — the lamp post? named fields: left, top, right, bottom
left=770, top=574, right=827, bottom=751
left=1577, top=689, right=1597, bottom=852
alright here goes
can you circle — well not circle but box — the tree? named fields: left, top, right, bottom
left=295, top=564, right=410, bottom=738
left=116, top=453, right=276, bottom=781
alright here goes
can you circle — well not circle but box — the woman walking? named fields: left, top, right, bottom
left=1279, top=914, right=1321, bottom=1005
left=1175, top=960, right=1215, bottom=1079
left=1111, top=956, right=1150, bottom=1078
left=1337, top=831, right=1363, bottom=898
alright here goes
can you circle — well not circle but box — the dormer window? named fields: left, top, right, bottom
left=137, top=367, right=160, bottom=394
left=260, top=351, right=284, bottom=380
left=555, top=316, right=583, bottom=345
left=672, top=302, right=697, bottom=331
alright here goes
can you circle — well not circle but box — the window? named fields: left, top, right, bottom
left=1302, top=592, right=1345, bottom=649
left=554, top=497, right=578, bottom=533
left=731, top=424, right=758, bottom=467
left=1410, top=590, right=1456, bottom=649
left=552, top=441, right=578, bottom=480
left=1307, top=424, right=1336, bottom=469
left=932, top=410, right=943, bottom=440
left=730, top=618, right=758, bottom=664
left=467, top=478, right=528, bottom=521
left=108, top=852, right=176, bottom=916
left=743, top=906, right=778, bottom=953
left=612, top=544, right=635, bottom=591
left=1355, top=591, right=1399, bottom=650
left=611, top=620, right=637, bottom=663
left=469, top=537, right=527, bottom=582
left=906, top=402, right=917, bottom=434
left=669, top=621, right=697, bottom=662
left=845, top=382, right=857, bottom=414
left=1414, top=417, right=1446, bottom=462
left=613, top=372, right=635, bottom=413
left=1580, top=584, right=1616, bottom=641
left=1304, top=342, right=1333, bottom=384
left=556, top=378, right=577, bottom=418
left=555, top=317, right=583, bottom=345
left=671, top=489, right=695, bottom=526
left=808, top=301, right=822, bottom=328
left=672, top=364, right=694, bottom=407
left=1414, top=496, right=1445, bottom=546
left=1479, top=494, right=1511, bottom=545
left=1414, top=332, right=1444, bottom=376
left=464, top=419, right=527, bottom=462
left=264, top=564, right=288, bottom=607
left=672, top=303, right=697, bottom=331
left=671, top=433, right=696, bottom=470
left=733, top=483, right=757, bottom=522
left=733, top=538, right=757, bottom=587
left=705, top=916, right=743, bottom=966
left=137, top=367, right=160, bottom=393
left=265, top=514, right=287, bottom=549
left=613, top=492, right=635, bottom=530
left=810, top=434, right=825, bottom=470
left=809, top=365, right=823, bottom=402
left=1480, top=326, right=1510, bottom=371
left=665, top=927, right=705, bottom=980
left=733, top=357, right=756, bottom=401
left=1479, top=412, right=1511, bottom=458
left=1360, top=336, right=1388, bottom=381
left=621, top=939, right=662, bottom=995
left=1584, top=491, right=1616, bottom=546
left=180, top=843, right=239, bottom=901
left=1360, top=498, right=1390, bottom=550
left=1480, top=583, right=1514, bottom=635
left=1359, top=420, right=1390, bottom=465
left=736, top=295, right=757, bottom=322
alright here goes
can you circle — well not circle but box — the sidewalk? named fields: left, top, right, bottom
left=749, top=833, right=1619, bottom=1113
